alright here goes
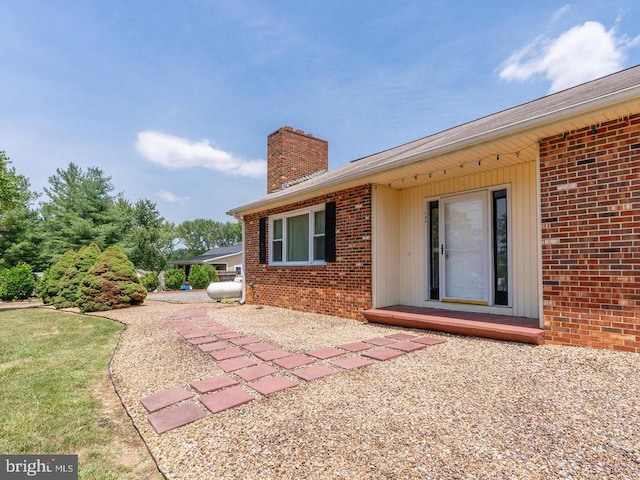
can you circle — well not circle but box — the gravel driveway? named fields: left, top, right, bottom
left=97, top=300, right=640, bottom=479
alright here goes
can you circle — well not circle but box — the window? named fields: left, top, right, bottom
left=269, top=206, right=326, bottom=265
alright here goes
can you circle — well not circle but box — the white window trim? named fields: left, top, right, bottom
left=269, top=205, right=326, bottom=266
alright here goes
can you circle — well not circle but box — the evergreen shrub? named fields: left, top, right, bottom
left=188, top=265, right=209, bottom=289
left=164, top=269, right=185, bottom=290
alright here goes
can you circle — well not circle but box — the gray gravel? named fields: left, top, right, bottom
left=98, top=300, right=640, bottom=480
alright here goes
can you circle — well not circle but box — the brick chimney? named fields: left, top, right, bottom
left=267, top=126, right=328, bottom=193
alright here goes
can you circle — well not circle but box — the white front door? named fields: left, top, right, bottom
left=441, top=192, right=489, bottom=304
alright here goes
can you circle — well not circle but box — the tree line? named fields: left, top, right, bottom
left=0, top=151, right=242, bottom=274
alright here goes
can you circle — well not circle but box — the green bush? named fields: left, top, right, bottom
left=202, top=264, right=219, bottom=283
left=188, top=265, right=210, bottom=289
left=141, top=272, right=159, bottom=292
left=39, top=249, right=76, bottom=304
left=77, top=245, right=147, bottom=313
left=164, top=269, right=185, bottom=290
left=54, top=243, right=101, bottom=309
left=0, top=264, right=36, bottom=301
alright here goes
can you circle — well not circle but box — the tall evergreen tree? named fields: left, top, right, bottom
left=39, top=163, right=125, bottom=258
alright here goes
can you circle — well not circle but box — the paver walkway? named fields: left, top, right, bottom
left=141, top=306, right=446, bottom=434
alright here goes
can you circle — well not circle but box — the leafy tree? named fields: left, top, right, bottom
left=39, top=249, right=76, bottom=304
left=121, top=199, right=176, bottom=274
left=164, top=268, right=185, bottom=290
left=77, top=245, right=146, bottom=312
left=0, top=151, right=30, bottom=214
left=177, top=219, right=241, bottom=256
left=0, top=152, right=43, bottom=269
left=54, top=243, right=101, bottom=309
left=0, top=264, right=36, bottom=301
left=39, top=163, right=124, bottom=260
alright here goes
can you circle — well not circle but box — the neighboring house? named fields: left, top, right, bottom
left=227, top=66, right=640, bottom=352
left=173, top=245, right=243, bottom=277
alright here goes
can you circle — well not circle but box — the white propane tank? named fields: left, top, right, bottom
left=206, top=278, right=243, bottom=300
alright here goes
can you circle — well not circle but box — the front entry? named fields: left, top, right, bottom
left=442, top=193, right=489, bottom=304
left=427, top=188, right=509, bottom=307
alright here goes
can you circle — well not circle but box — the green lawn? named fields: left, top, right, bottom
left=0, top=308, right=160, bottom=479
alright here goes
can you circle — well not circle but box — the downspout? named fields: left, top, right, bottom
left=239, top=216, right=247, bottom=304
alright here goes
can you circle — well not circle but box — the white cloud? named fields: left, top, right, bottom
left=499, top=21, right=637, bottom=92
left=156, top=190, right=190, bottom=204
left=551, top=4, right=571, bottom=23
left=135, top=131, right=266, bottom=178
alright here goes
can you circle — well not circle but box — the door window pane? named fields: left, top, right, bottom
left=493, top=190, right=508, bottom=305
left=444, top=196, right=486, bottom=301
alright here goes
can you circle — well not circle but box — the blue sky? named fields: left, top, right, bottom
left=2, top=1, right=640, bottom=224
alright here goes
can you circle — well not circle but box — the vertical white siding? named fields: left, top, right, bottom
left=372, top=185, right=400, bottom=307
left=389, top=161, right=539, bottom=318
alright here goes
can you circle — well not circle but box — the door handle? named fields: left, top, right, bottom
left=441, top=244, right=444, bottom=255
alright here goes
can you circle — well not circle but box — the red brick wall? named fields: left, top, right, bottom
left=267, top=127, right=328, bottom=193
left=540, top=115, right=640, bottom=351
left=243, top=184, right=372, bottom=320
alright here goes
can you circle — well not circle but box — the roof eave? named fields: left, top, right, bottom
left=227, top=83, right=640, bottom=218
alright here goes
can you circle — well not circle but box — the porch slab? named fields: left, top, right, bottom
left=199, top=386, right=254, bottom=414
left=147, top=402, right=207, bottom=434
left=362, top=306, right=544, bottom=345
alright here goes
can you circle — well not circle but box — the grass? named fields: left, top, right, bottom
left=0, top=308, right=160, bottom=479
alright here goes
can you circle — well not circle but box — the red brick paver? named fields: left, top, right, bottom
left=235, top=364, right=279, bottom=381
left=218, top=356, right=258, bottom=372
left=292, top=365, right=337, bottom=381
left=388, top=341, right=426, bottom=352
left=272, top=354, right=315, bottom=369
left=386, top=333, right=419, bottom=341
left=364, top=337, right=396, bottom=346
left=254, top=348, right=294, bottom=361
left=210, top=347, right=245, bottom=361
left=330, top=357, right=374, bottom=370
left=140, top=386, right=194, bottom=412
left=337, top=341, right=373, bottom=352
left=147, top=402, right=207, bottom=434
left=362, top=347, right=405, bottom=361
left=243, top=342, right=279, bottom=353
left=229, top=336, right=262, bottom=346
left=412, top=337, right=447, bottom=346
left=248, top=376, right=299, bottom=396
left=200, top=386, right=254, bottom=414
left=199, top=341, right=230, bottom=352
left=306, top=347, right=345, bottom=359
left=190, top=375, right=239, bottom=394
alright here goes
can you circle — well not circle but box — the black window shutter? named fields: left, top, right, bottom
left=325, top=201, right=336, bottom=262
left=259, top=217, right=267, bottom=264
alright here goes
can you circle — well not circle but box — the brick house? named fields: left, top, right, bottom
left=228, top=66, right=640, bottom=351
